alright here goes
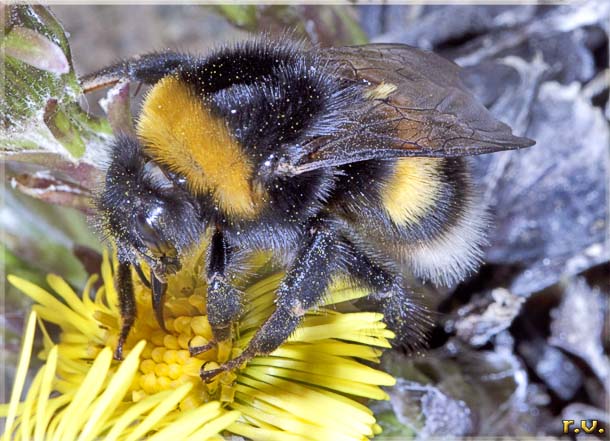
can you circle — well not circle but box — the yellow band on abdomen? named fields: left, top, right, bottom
left=381, top=158, right=441, bottom=226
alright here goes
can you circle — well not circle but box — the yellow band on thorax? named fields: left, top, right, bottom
left=136, top=76, right=259, bottom=218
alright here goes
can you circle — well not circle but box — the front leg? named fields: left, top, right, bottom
left=200, top=221, right=338, bottom=381
left=115, top=261, right=136, bottom=360
left=190, top=228, right=243, bottom=356
left=81, top=51, right=188, bottom=92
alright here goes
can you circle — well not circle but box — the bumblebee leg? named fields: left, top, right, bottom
left=115, top=261, right=136, bottom=360
left=81, top=52, right=189, bottom=93
left=374, top=282, right=431, bottom=352
left=345, top=248, right=431, bottom=351
left=200, top=222, right=338, bottom=381
left=132, top=261, right=151, bottom=288
left=151, top=270, right=168, bottom=332
left=190, top=229, right=242, bottom=356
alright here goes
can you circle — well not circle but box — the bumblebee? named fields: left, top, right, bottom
left=82, top=37, right=533, bottom=381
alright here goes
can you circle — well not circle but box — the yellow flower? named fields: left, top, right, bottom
left=2, top=251, right=395, bottom=440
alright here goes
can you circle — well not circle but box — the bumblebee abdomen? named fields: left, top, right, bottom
left=335, top=157, right=487, bottom=286
left=389, top=157, right=488, bottom=286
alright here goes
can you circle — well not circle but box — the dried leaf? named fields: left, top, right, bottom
left=388, top=379, right=473, bottom=438
left=453, top=1, right=609, bottom=67
left=10, top=171, right=93, bottom=214
left=381, top=343, right=547, bottom=436
left=373, top=5, right=536, bottom=50
left=99, top=80, right=135, bottom=136
left=475, top=80, right=608, bottom=295
left=549, top=278, right=608, bottom=391
left=560, top=403, right=609, bottom=427
left=518, top=339, right=583, bottom=401
left=452, top=288, right=524, bottom=347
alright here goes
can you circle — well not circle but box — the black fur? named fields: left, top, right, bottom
left=115, top=261, right=136, bottom=360
left=96, top=135, right=205, bottom=265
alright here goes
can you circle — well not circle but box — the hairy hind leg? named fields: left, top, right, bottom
left=344, top=246, right=432, bottom=352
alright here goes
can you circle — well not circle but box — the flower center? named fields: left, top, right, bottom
left=95, top=276, right=238, bottom=410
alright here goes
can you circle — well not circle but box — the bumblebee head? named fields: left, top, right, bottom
left=97, top=135, right=205, bottom=281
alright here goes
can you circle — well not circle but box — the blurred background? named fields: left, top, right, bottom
left=2, top=2, right=609, bottom=438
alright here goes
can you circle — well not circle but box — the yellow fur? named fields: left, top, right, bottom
left=382, top=158, right=441, bottom=226
left=136, top=76, right=260, bottom=217
left=363, top=82, right=398, bottom=100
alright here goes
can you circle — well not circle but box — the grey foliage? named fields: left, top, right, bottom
left=364, top=1, right=609, bottom=437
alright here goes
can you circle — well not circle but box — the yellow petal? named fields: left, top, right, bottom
left=3, top=311, right=37, bottom=438
left=249, top=353, right=395, bottom=387
left=104, top=386, right=191, bottom=441
left=20, top=367, right=44, bottom=441
left=228, top=421, right=307, bottom=441
left=183, top=410, right=241, bottom=441
left=273, top=343, right=382, bottom=362
left=100, top=250, right=119, bottom=313
left=235, top=376, right=374, bottom=436
left=46, top=274, right=91, bottom=319
left=323, top=280, right=371, bottom=306
left=124, top=383, right=193, bottom=441
left=4, top=250, right=398, bottom=441
left=34, top=346, right=58, bottom=441
left=77, top=341, right=146, bottom=441
left=53, top=347, right=113, bottom=441
left=146, top=401, right=222, bottom=441
left=8, top=276, right=94, bottom=334
left=245, top=365, right=389, bottom=400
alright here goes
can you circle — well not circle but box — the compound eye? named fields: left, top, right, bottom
left=135, top=208, right=175, bottom=257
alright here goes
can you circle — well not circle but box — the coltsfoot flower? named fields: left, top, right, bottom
left=2, top=251, right=395, bottom=440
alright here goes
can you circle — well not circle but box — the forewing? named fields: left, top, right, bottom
left=281, top=44, right=534, bottom=175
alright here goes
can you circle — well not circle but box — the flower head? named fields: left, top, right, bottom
left=3, top=250, right=395, bottom=440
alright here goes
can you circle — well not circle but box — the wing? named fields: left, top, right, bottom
left=278, top=43, right=534, bottom=175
